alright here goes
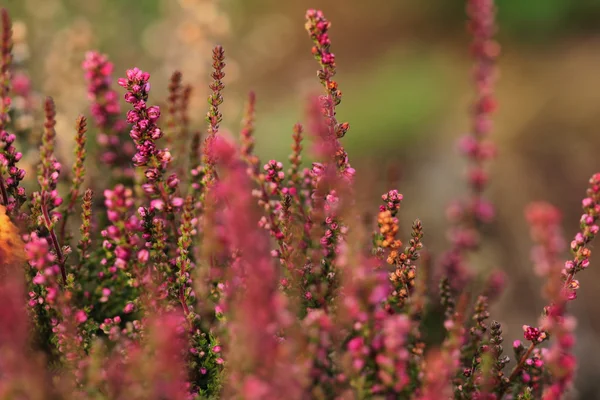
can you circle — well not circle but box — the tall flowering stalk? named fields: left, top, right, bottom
left=522, top=203, right=575, bottom=399
left=502, top=175, right=600, bottom=397
left=0, top=129, right=26, bottom=217
left=118, top=67, right=183, bottom=228
left=0, top=10, right=27, bottom=220
left=31, top=97, right=66, bottom=284
left=462, top=0, right=499, bottom=208
left=59, top=115, right=87, bottom=243
left=296, top=12, right=357, bottom=314
left=78, top=188, right=92, bottom=266
left=83, top=51, right=133, bottom=179
left=201, top=45, right=225, bottom=188
left=300, top=98, right=348, bottom=312
left=441, top=0, right=499, bottom=289
left=288, top=123, right=304, bottom=190
left=188, top=46, right=225, bottom=214
left=305, top=9, right=347, bottom=139
left=240, top=91, right=257, bottom=172
left=305, top=9, right=353, bottom=179
left=165, top=70, right=182, bottom=150
left=175, top=195, right=194, bottom=316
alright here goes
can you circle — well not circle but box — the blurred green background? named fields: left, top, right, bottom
left=5, top=0, right=600, bottom=397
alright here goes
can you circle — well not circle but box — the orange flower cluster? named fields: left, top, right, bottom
left=378, top=210, right=401, bottom=257
left=0, top=205, right=24, bottom=268
left=378, top=210, right=424, bottom=308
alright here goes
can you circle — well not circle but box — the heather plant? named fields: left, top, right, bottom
left=0, top=1, right=598, bottom=399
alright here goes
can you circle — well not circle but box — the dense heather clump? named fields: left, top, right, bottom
left=0, top=2, right=597, bottom=399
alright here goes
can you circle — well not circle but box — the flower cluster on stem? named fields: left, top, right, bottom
left=59, top=115, right=87, bottom=242
left=0, top=11, right=27, bottom=219
left=441, top=0, right=499, bottom=290
left=82, top=51, right=133, bottom=177
left=118, top=67, right=183, bottom=223
left=31, top=97, right=66, bottom=284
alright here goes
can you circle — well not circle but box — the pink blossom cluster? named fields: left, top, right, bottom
left=380, top=189, right=403, bottom=215
left=25, top=232, right=61, bottom=307
left=101, top=185, right=138, bottom=272
left=82, top=51, right=133, bottom=171
left=0, top=129, right=25, bottom=214
left=118, top=68, right=165, bottom=168
left=441, top=0, right=499, bottom=292
left=119, top=68, right=183, bottom=215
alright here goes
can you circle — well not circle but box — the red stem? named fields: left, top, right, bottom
left=498, top=343, right=535, bottom=399
left=179, top=285, right=189, bottom=316
left=178, top=242, right=190, bottom=316
left=509, top=343, right=535, bottom=381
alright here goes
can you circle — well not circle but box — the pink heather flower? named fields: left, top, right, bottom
left=347, top=337, right=364, bottom=353
left=83, top=51, right=135, bottom=175
left=137, top=249, right=149, bottom=263
left=381, top=189, right=403, bottom=215
left=171, top=197, right=184, bottom=208
left=75, top=310, right=87, bottom=324
left=523, top=325, right=547, bottom=343
left=119, top=67, right=166, bottom=171
left=150, top=199, right=165, bottom=210
left=100, top=288, right=111, bottom=303
left=474, top=198, right=494, bottom=222
left=11, top=72, right=31, bottom=95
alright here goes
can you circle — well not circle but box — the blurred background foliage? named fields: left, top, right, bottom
left=4, top=0, right=600, bottom=397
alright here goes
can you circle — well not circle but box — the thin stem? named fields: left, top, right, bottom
left=509, top=343, right=535, bottom=382
left=498, top=343, right=536, bottom=399
left=179, top=286, right=190, bottom=316
left=42, top=196, right=66, bottom=285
